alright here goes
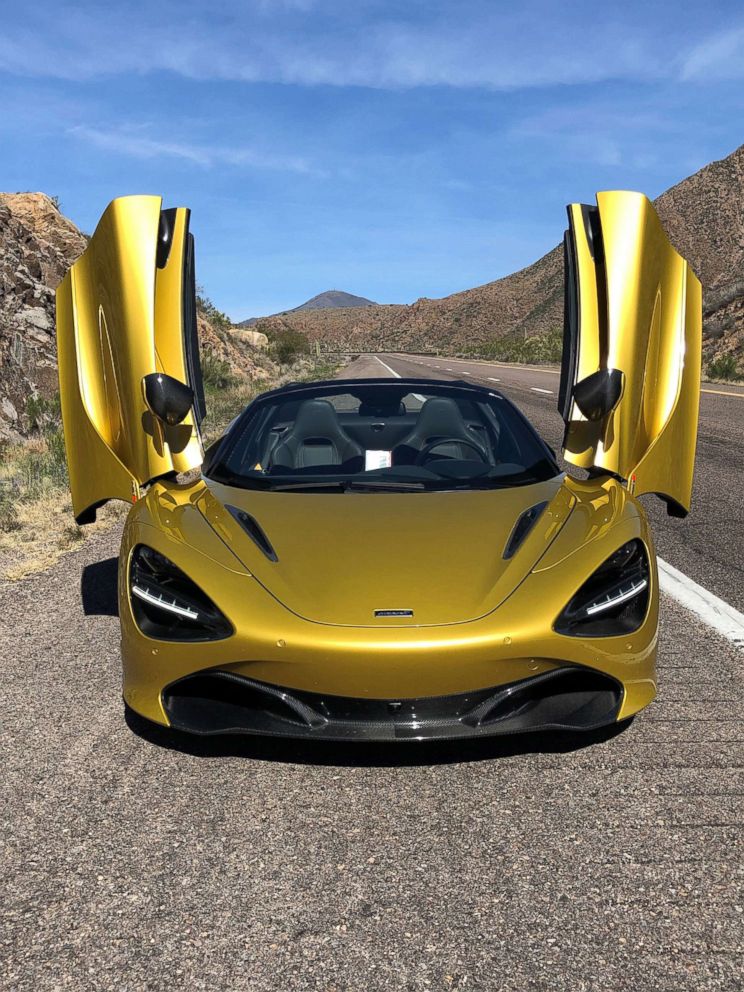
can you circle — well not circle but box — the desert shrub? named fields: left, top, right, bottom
left=0, top=487, right=19, bottom=532
left=271, top=328, right=310, bottom=365
left=303, top=360, right=343, bottom=382
left=475, top=329, right=563, bottom=364
left=26, top=392, right=61, bottom=433
left=201, top=350, right=237, bottom=390
left=196, top=288, right=233, bottom=334
left=201, top=382, right=257, bottom=440
left=14, top=429, right=69, bottom=499
left=706, top=354, right=742, bottom=381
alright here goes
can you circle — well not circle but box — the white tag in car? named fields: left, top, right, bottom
left=365, top=450, right=392, bottom=471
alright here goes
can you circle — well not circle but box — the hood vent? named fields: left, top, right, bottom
left=226, top=505, right=278, bottom=562
left=503, top=501, right=548, bottom=560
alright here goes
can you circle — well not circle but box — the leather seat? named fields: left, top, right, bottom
left=394, top=397, right=487, bottom=463
left=272, top=400, right=363, bottom=469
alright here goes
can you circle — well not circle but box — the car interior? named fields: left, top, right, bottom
left=208, top=383, right=557, bottom=488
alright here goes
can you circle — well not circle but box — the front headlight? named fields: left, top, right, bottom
left=554, top=539, right=650, bottom=637
left=129, top=545, right=232, bottom=641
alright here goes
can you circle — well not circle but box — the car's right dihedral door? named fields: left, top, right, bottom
left=559, top=191, right=702, bottom=516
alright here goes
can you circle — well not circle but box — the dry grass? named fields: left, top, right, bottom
left=0, top=488, right=127, bottom=584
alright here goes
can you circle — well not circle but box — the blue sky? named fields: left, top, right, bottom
left=2, top=1, right=743, bottom=320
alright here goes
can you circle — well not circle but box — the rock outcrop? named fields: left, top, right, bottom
left=0, top=194, right=87, bottom=440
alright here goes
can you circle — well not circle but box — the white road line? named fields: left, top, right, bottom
left=487, top=376, right=500, bottom=382
left=658, top=558, right=744, bottom=650
left=375, top=356, right=401, bottom=378
left=374, top=356, right=426, bottom=401
left=531, top=387, right=553, bottom=394
left=487, top=361, right=561, bottom=375
left=461, top=372, right=472, bottom=375
left=445, top=367, right=453, bottom=371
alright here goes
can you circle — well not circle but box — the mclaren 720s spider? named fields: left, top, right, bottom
left=55, top=191, right=701, bottom=741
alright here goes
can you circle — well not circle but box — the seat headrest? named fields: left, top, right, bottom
left=292, top=399, right=344, bottom=440
left=414, top=397, right=470, bottom=440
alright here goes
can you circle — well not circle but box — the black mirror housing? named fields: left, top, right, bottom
left=143, top=373, right=194, bottom=426
left=572, top=369, right=624, bottom=423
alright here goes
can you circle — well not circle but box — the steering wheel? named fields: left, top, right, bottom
left=415, top=436, right=488, bottom=465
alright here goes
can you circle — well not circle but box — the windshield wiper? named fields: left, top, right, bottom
left=267, top=479, right=426, bottom=493
left=267, top=481, right=348, bottom=491
left=345, top=479, right=426, bottom=492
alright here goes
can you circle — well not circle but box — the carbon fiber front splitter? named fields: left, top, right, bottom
left=162, top=667, right=623, bottom=741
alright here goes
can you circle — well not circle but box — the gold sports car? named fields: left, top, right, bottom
left=56, top=193, right=701, bottom=741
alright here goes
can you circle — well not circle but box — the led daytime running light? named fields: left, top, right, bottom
left=585, top=578, right=648, bottom=617
left=131, top=583, right=200, bottom=620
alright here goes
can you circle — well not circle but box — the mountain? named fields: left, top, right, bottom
left=238, top=289, right=377, bottom=326
left=0, top=194, right=271, bottom=441
left=253, top=143, right=744, bottom=368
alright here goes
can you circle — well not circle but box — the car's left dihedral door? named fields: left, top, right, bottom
left=56, top=195, right=206, bottom=523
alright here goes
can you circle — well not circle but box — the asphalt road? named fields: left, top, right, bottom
left=373, top=353, right=744, bottom=614
left=2, top=356, right=743, bottom=992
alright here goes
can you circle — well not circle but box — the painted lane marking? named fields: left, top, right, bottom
left=487, top=376, right=500, bottom=382
left=485, top=361, right=561, bottom=375
left=658, top=558, right=744, bottom=650
left=374, top=356, right=426, bottom=401
left=461, top=371, right=472, bottom=375
left=375, top=356, right=401, bottom=377
left=530, top=387, right=553, bottom=394
left=701, top=388, right=744, bottom=399
left=453, top=361, right=742, bottom=398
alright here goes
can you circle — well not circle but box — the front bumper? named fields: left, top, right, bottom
left=162, top=666, right=623, bottom=741
left=120, top=506, right=659, bottom=733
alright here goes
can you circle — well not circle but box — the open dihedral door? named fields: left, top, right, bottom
left=56, top=196, right=206, bottom=524
left=559, top=191, right=702, bottom=516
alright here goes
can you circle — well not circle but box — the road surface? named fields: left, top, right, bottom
left=2, top=356, right=742, bottom=992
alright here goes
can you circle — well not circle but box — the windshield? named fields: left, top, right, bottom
left=206, top=380, right=559, bottom=492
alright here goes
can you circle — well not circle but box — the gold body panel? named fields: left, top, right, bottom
left=118, top=475, right=658, bottom=728
left=563, top=191, right=702, bottom=514
left=56, top=196, right=202, bottom=523
left=52, top=191, right=705, bottom=736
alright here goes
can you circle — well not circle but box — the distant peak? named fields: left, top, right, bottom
left=238, top=288, right=377, bottom=326
left=295, top=290, right=377, bottom=311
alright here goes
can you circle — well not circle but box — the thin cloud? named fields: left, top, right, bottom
left=680, top=25, right=744, bottom=81
left=0, top=5, right=668, bottom=90
left=69, top=125, right=318, bottom=174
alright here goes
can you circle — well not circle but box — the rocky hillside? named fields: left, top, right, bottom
left=239, top=288, right=377, bottom=327
left=0, top=194, right=87, bottom=439
left=0, top=194, right=271, bottom=441
left=255, top=143, right=744, bottom=368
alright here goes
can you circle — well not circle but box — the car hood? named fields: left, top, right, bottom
left=197, top=478, right=575, bottom=627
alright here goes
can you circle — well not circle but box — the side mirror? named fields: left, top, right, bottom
left=572, top=368, right=624, bottom=422
left=142, top=373, right=194, bottom=426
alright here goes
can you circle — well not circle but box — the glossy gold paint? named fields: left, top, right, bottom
left=563, top=191, right=702, bottom=513
left=56, top=195, right=202, bottom=522
left=55, top=191, right=705, bottom=735
left=118, top=474, right=657, bottom=727
left=196, top=479, right=575, bottom=626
